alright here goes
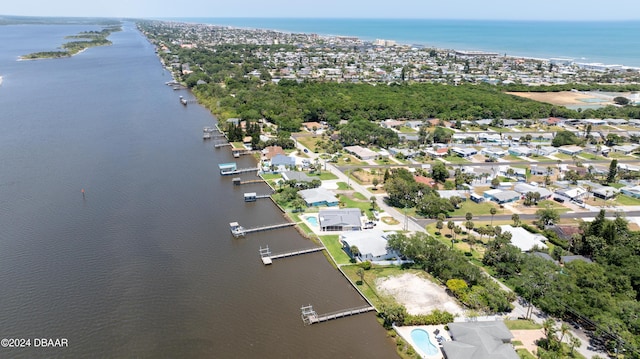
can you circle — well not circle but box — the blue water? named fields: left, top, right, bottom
left=306, top=216, right=319, bottom=226
left=411, top=329, right=439, bottom=356
left=165, top=18, right=640, bottom=68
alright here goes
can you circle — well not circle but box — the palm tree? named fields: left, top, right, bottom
left=490, top=207, right=497, bottom=226
left=558, top=322, right=570, bottom=344
left=350, top=245, right=361, bottom=259
left=370, top=196, right=377, bottom=210
left=511, top=213, right=520, bottom=227
left=447, top=221, right=455, bottom=238
left=465, top=212, right=473, bottom=222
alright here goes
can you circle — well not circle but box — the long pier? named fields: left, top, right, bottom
left=221, top=167, right=259, bottom=175
left=233, top=178, right=264, bottom=186
left=301, top=305, right=376, bottom=325
left=214, top=143, right=232, bottom=148
left=259, top=246, right=325, bottom=265
left=230, top=221, right=297, bottom=237
left=244, top=192, right=272, bottom=202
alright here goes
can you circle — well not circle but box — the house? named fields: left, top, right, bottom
left=612, top=144, right=639, bottom=155
left=442, top=321, right=519, bottom=359
left=318, top=208, right=362, bottom=231
left=508, top=146, right=533, bottom=157
left=426, top=147, right=449, bottom=158
left=552, top=225, right=583, bottom=241
left=554, top=187, right=587, bottom=201
left=340, top=230, right=399, bottom=262
left=483, top=189, right=520, bottom=204
left=470, top=193, right=484, bottom=203
left=270, top=154, right=296, bottom=170
left=532, top=252, right=557, bottom=264
left=302, top=121, right=324, bottom=132
left=262, top=145, right=286, bottom=160
left=499, top=225, right=548, bottom=252
left=298, top=188, right=339, bottom=207
left=558, top=145, right=583, bottom=156
left=591, top=186, right=618, bottom=200
left=344, top=145, right=379, bottom=160
left=438, top=190, right=468, bottom=200
left=380, top=119, right=406, bottom=129
left=621, top=185, right=640, bottom=198
left=477, top=132, right=502, bottom=143
left=530, top=165, right=553, bottom=176
left=451, top=147, right=478, bottom=158
left=513, top=183, right=552, bottom=199
left=481, top=147, right=508, bottom=158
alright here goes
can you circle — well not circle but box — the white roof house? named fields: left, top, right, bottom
left=340, top=230, right=399, bottom=262
left=500, top=225, right=548, bottom=252
left=514, top=183, right=552, bottom=199
left=343, top=145, right=379, bottom=160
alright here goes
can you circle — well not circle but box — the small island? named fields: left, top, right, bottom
left=20, top=25, right=121, bottom=60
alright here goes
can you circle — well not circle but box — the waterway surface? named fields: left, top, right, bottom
left=0, top=22, right=396, bottom=358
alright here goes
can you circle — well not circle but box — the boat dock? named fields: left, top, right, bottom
left=214, top=142, right=232, bottom=148
left=244, top=192, right=272, bottom=202
left=179, top=96, right=197, bottom=105
left=229, top=221, right=297, bottom=237
left=300, top=305, right=376, bottom=325
left=259, top=245, right=325, bottom=265
left=221, top=167, right=259, bottom=176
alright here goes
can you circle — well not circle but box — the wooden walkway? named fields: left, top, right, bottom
left=260, top=246, right=325, bottom=265
left=214, top=143, right=232, bottom=148
left=221, top=167, right=259, bottom=175
left=301, top=305, right=376, bottom=325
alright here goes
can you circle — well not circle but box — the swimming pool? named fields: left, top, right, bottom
left=410, top=329, right=439, bottom=356
left=306, top=216, right=318, bottom=226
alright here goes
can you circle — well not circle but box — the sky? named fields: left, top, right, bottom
left=3, top=0, right=640, bottom=21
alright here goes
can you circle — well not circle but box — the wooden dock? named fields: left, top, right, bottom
left=233, top=179, right=264, bottom=186
left=230, top=221, right=297, bottom=237
left=214, top=143, right=232, bottom=148
left=259, top=246, right=325, bottom=265
left=301, top=305, right=376, bottom=325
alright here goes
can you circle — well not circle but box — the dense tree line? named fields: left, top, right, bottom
left=483, top=211, right=640, bottom=357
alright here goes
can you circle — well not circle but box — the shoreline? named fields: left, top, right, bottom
left=164, top=17, right=640, bottom=69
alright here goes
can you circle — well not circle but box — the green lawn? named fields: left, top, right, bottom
left=614, top=194, right=640, bottom=205
left=536, top=200, right=572, bottom=213
left=503, top=154, right=522, bottom=161
left=606, top=152, right=636, bottom=160
left=261, top=173, right=282, bottom=180
left=516, top=348, right=537, bottom=359
left=449, top=201, right=499, bottom=217
left=504, top=319, right=543, bottom=330
left=337, top=182, right=352, bottom=190
left=607, top=182, right=626, bottom=189
left=231, top=141, right=244, bottom=149
left=443, top=156, right=470, bottom=164
left=552, top=153, right=573, bottom=160
left=308, top=172, right=339, bottom=180
left=353, top=192, right=368, bottom=201
left=340, top=195, right=373, bottom=217
left=295, top=135, right=320, bottom=153
left=318, top=235, right=352, bottom=265
left=398, top=127, right=416, bottom=134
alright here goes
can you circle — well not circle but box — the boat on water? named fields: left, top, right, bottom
left=179, top=96, right=187, bottom=106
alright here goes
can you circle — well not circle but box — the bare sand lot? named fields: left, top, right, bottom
left=507, top=91, right=608, bottom=106
left=375, top=273, right=464, bottom=316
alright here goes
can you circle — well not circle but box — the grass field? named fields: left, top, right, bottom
left=318, top=235, right=351, bottom=265
left=443, top=156, right=470, bottom=164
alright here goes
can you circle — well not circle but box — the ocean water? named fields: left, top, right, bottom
left=167, top=18, right=640, bottom=68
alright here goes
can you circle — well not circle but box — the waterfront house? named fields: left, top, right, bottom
left=340, top=230, right=399, bottom=262
left=298, top=188, right=339, bottom=207
left=442, top=321, right=519, bottom=359
left=270, top=154, right=296, bottom=171
left=318, top=208, right=362, bottom=231
left=262, top=145, right=286, bottom=160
